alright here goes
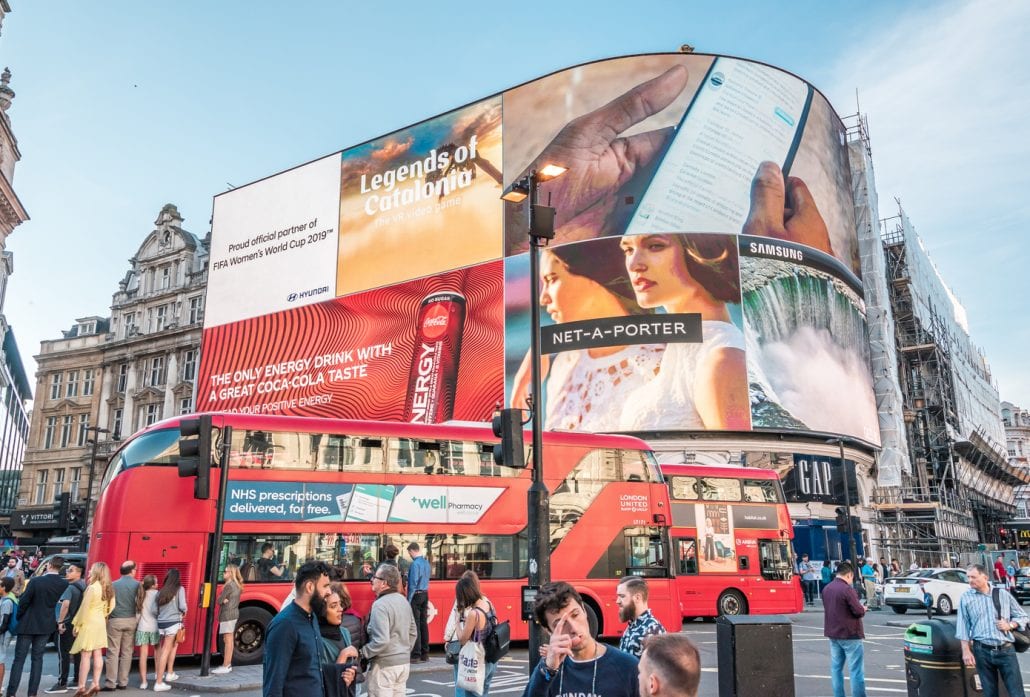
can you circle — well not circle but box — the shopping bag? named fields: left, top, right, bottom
left=457, top=640, right=486, bottom=696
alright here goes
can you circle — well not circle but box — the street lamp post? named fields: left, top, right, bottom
left=502, top=164, right=567, bottom=673
left=82, top=426, right=110, bottom=552
left=832, top=436, right=861, bottom=591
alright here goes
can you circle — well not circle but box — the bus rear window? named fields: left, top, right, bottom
left=101, top=428, right=180, bottom=491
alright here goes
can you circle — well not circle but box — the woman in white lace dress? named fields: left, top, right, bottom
left=618, top=233, right=750, bottom=431
left=510, top=237, right=664, bottom=432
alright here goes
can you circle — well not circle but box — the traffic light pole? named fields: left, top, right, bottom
left=526, top=176, right=550, bottom=675
left=81, top=426, right=110, bottom=553
left=200, top=425, right=232, bottom=677
left=838, top=438, right=861, bottom=592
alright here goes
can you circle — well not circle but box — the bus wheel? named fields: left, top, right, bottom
left=717, top=590, right=747, bottom=617
left=234, top=605, right=274, bottom=665
left=584, top=603, right=600, bottom=638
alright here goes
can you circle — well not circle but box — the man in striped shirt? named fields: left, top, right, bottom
left=957, top=563, right=1028, bottom=697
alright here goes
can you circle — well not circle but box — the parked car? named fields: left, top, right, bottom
left=28, top=552, right=87, bottom=579
left=883, top=567, right=969, bottom=615
left=1012, top=567, right=1030, bottom=604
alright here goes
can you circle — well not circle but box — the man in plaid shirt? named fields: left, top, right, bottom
left=616, top=576, right=666, bottom=658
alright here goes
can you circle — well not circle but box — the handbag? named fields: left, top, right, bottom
left=992, top=587, right=1030, bottom=653
left=483, top=603, right=510, bottom=663
left=445, top=639, right=461, bottom=665
left=174, top=626, right=186, bottom=645
left=456, top=639, right=486, bottom=696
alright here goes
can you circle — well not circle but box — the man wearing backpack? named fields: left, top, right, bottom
left=44, top=561, right=86, bottom=694
left=0, top=577, right=17, bottom=689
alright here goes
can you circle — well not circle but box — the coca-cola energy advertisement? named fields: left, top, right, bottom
left=199, top=52, right=878, bottom=445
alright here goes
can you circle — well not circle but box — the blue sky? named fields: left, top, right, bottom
left=3, top=1, right=1028, bottom=410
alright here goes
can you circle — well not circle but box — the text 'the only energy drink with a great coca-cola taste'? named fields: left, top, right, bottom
left=403, top=291, right=466, bottom=423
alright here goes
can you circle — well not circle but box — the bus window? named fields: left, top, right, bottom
left=742, top=479, right=782, bottom=503
left=387, top=439, right=444, bottom=473
left=626, top=534, right=665, bottom=577
left=101, top=428, right=179, bottom=491
left=698, top=478, right=742, bottom=501
left=670, top=476, right=699, bottom=501
left=758, top=539, right=793, bottom=582
left=430, top=534, right=523, bottom=579
left=317, top=436, right=383, bottom=473
left=675, top=538, right=698, bottom=575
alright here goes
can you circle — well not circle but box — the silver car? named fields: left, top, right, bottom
left=883, top=567, right=969, bottom=615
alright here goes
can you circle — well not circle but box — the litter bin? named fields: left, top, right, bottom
left=904, top=618, right=987, bottom=697
left=716, top=614, right=794, bottom=697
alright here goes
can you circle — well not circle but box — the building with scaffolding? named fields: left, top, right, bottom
left=870, top=203, right=1027, bottom=566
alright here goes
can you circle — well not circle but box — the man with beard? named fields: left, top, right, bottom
left=637, top=634, right=700, bottom=697
left=615, top=577, right=666, bottom=658
left=526, top=581, right=639, bottom=697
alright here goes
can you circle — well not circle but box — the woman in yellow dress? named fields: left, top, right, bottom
left=71, top=562, right=115, bottom=696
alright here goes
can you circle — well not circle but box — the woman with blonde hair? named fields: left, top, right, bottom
left=211, top=563, right=244, bottom=674
left=11, top=570, right=26, bottom=596
left=71, top=562, right=115, bottom=696
left=134, top=574, right=159, bottom=689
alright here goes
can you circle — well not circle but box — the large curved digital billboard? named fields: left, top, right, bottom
left=199, top=52, right=879, bottom=446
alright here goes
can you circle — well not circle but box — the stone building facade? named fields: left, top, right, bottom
left=0, top=2, right=33, bottom=540
left=13, top=204, right=207, bottom=545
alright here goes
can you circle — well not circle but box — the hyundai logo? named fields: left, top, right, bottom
left=287, top=293, right=298, bottom=302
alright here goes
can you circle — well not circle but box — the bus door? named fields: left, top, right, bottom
left=127, top=532, right=209, bottom=652
left=672, top=536, right=705, bottom=616
left=754, top=537, right=801, bottom=613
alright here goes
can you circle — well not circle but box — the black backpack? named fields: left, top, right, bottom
left=483, top=602, right=510, bottom=663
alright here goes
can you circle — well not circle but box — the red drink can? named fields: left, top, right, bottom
left=403, top=291, right=466, bottom=423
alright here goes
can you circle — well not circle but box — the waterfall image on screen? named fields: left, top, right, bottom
left=742, top=257, right=878, bottom=443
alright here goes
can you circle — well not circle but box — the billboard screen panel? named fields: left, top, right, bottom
left=199, top=52, right=878, bottom=446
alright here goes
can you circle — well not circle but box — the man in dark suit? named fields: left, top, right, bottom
left=6, top=555, right=68, bottom=697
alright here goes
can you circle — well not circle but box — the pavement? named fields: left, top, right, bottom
left=169, top=656, right=449, bottom=694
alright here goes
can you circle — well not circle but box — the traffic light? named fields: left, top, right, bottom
left=178, top=415, right=213, bottom=499
left=492, top=409, right=526, bottom=468
left=835, top=507, right=849, bottom=533
left=52, top=492, right=70, bottom=528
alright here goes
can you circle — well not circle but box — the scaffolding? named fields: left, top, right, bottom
left=872, top=208, right=1028, bottom=565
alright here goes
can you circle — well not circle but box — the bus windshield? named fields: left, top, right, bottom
left=100, top=427, right=180, bottom=493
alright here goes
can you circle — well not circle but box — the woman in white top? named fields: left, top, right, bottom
left=618, top=233, right=750, bottom=430
left=510, top=237, right=664, bottom=431
left=134, top=574, right=159, bottom=689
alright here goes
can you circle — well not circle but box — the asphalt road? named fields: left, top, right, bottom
left=10, top=607, right=1030, bottom=696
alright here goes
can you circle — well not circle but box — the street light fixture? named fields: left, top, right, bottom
left=82, top=425, right=111, bottom=552
left=501, top=164, right=568, bottom=673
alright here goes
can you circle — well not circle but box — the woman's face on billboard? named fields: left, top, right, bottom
left=540, top=252, right=599, bottom=323
left=620, top=234, right=691, bottom=309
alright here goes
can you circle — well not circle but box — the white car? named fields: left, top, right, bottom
left=883, top=568, right=970, bottom=615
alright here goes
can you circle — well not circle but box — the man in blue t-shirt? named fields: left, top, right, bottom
left=525, top=581, right=639, bottom=697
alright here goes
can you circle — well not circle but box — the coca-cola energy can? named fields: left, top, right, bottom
left=403, top=291, right=466, bottom=423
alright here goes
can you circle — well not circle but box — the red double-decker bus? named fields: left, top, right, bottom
left=659, top=463, right=802, bottom=618
left=90, top=413, right=677, bottom=662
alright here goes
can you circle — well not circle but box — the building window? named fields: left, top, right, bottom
left=182, top=350, right=197, bottom=382
left=125, top=312, right=138, bottom=337
left=112, top=408, right=123, bottom=440
left=54, top=468, right=66, bottom=496
left=34, top=470, right=48, bottom=505
left=155, top=305, right=168, bottom=332
left=180, top=397, right=192, bottom=415
left=140, top=403, right=162, bottom=427
left=66, top=371, right=79, bottom=397
left=70, top=467, right=82, bottom=503
left=117, top=363, right=129, bottom=393
left=77, top=414, right=90, bottom=447
left=160, top=266, right=171, bottom=290
left=44, top=416, right=57, bottom=448
left=82, top=369, right=95, bottom=396
left=149, top=356, right=166, bottom=386
left=60, top=415, right=73, bottom=448
left=189, top=296, right=204, bottom=324
left=50, top=374, right=62, bottom=400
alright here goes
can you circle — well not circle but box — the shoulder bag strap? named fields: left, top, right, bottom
left=992, top=587, right=1004, bottom=620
